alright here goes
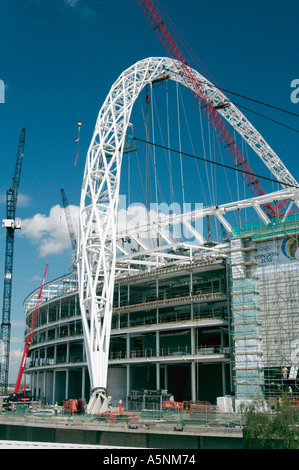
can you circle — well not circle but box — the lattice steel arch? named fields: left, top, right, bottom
left=77, top=57, right=297, bottom=414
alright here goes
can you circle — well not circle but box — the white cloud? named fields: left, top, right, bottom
left=19, top=204, right=79, bottom=258
left=63, top=0, right=97, bottom=16
left=11, top=321, right=26, bottom=329
left=10, top=337, right=24, bottom=345
left=29, top=275, right=43, bottom=283
left=64, top=0, right=80, bottom=6
left=17, top=193, right=31, bottom=207
left=0, top=192, right=31, bottom=207
left=18, top=200, right=180, bottom=258
left=8, top=348, right=24, bottom=384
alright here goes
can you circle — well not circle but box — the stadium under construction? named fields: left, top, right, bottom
left=21, top=50, right=299, bottom=415
left=23, top=187, right=299, bottom=413
left=1, top=3, right=299, bottom=424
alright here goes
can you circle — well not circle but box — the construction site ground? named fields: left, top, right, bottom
left=0, top=403, right=243, bottom=449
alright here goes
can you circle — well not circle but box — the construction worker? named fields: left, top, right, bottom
left=282, top=366, right=288, bottom=380
left=54, top=402, right=59, bottom=416
left=118, top=399, right=122, bottom=414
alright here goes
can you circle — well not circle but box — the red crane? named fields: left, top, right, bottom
left=136, top=0, right=276, bottom=217
left=14, top=264, right=48, bottom=394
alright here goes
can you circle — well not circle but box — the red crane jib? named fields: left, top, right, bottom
left=136, top=0, right=275, bottom=218
left=14, top=264, right=49, bottom=394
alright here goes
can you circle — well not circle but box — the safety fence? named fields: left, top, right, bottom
left=0, top=400, right=244, bottom=429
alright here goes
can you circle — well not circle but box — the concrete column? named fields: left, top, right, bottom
left=35, top=372, right=38, bottom=398
left=191, top=326, right=195, bottom=355
left=126, top=333, right=130, bottom=359
left=126, top=364, right=130, bottom=395
left=65, top=369, right=69, bottom=399
left=43, top=371, right=47, bottom=399
left=36, top=371, right=40, bottom=399
left=66, top=342, right=70, bottom=363
left=156, top=363, right=160, bottom=391
left=52, top=370, right=56, bottom=404
left=191, top=361, right=196, bottom=401
left=31, top=372, right=35, bottom=400
left=81, top=367, right=85, bottom=399
left=222, top=363, right=226, bottom=396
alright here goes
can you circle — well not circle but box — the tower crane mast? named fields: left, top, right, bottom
left=61, top=189, right=77, bottom=251
left=0, top=128, right=25, bottom=394
left=136, top=0, right=281, bottom=217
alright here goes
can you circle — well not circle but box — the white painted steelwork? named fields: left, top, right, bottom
left=77, top=57, right=298, bottom=413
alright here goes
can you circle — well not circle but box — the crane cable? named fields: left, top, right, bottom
left=74, top=0, right=86, bottom=166
left=151, top=84, right=159, bottom=207
left=168, top=70, right=299, bottom=134
left=74, top=121, right=82, bottom=166
left=176, top=82, right=186, bottom=208
left=177, top=84, right=208, bottom=207
left=154, top=0, right=299, bottom=120
left=166, top=81, right=176, bottom=203
left=132, top=136, right=299, bottom=190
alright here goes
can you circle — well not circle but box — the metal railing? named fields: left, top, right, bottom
left=109, top=344, right=229, bottom=361
left=111, top=309, right=227, bottom=330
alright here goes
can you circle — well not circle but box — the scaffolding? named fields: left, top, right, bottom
left=229, top=237, right=264, bottom=402
left=229, top=215, right=299, bottom=406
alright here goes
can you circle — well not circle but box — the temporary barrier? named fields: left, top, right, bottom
left=162, top=401, right=183, bottom=410
left=183, top=401, right=212, bottom=412
left=63, top=398, right=85, bottom=414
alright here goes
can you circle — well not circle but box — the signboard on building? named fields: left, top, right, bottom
left=252, top=237, right=299, bottom=272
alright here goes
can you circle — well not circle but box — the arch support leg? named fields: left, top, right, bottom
left=86, top=387, right=109, bottom=415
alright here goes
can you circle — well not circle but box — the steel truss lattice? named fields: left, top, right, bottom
left=77, top=57, right=297, bottom=413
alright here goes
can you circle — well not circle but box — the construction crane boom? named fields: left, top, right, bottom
left=14, top=264, right=48, bottom=394
left=136, top=0, right=277, bottom=217
left=0, top=128, right=25, bottom=394
left=61, top=189, right=77, bottom=251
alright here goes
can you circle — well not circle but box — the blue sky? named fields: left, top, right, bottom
left=0, top=0, right=298, bottom=382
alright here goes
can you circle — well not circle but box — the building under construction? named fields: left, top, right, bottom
left=229, top=216, right=299, bottom=403
left=23, top=205, right=299, bottom=411
left=9, top=2, right=299, bottom=414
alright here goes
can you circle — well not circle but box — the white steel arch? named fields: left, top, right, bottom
left=77, top=57, right=297, bottom=414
